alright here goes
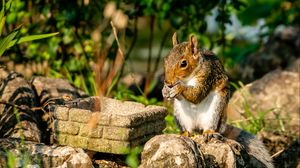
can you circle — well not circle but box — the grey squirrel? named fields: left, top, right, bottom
left=162, top=32, right=273, bottom=168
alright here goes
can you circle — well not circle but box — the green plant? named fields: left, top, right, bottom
left=0, top=0, right=59, bottom=57
left=125, top=146, right=142, bottom=168
left=163, top=114, right=180, bottom=134
left=238, top=0, right=300, bottom=31
left=229, top=81, right=283, bottom=134
left=113, top=84, right=162, bottom=106
left=3, top=0, right=248, bottom=97
left=4, top=108, right=34, bottom=168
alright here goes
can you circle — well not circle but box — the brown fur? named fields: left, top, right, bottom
left=163, top=33, right=273, bottom=168
left=163, top=34, right=229, bottom=133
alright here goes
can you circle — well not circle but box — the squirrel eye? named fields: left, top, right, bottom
left=180, top=60, right=187, bottom=68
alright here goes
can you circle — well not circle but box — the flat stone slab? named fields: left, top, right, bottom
left=54, top=96, right=167, bottom=154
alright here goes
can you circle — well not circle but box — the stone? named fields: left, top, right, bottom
left=65, top=135, right=89, bottom=149
left=54, top=133, right=67, bottom=144
left=80, top=125, right=103, bottom=138
left=110, top=141, right=130, bottom=154
left=65, top=95, right=101, bottom=111
left=30, top=76, right=88, bottom=144
left=0, top=68, right=41, bottom=142
left=101, top=120, right=165, bottom=141
left=30, top=76, right=87, bottom=105
left=54, top=96, right=168, bottom=154
left=193, top=135, right=256, bottom=167
left=286, top=58, right=300, bottom=73
left=102, top=126, right=132, bottom=140
left=256, top=131, right=300, bottom=167
left=140, top=134, right=205, bottom=168
left=87, top=138, right=111, bottom=152
left=54, top=106, right=69, bottom=121
left=69, top=108, right=92, bottom=123
left=94, top=159, right=127, bottom=168
left=140, top=134, right=268, bottom=168
left=100, top=97, right=167, bottom=127
left=273, top=139, right=300, bottom=168
left=131, top=134, right=156, bottom=147
left=54, top=120, right=80, bottom=135
left=0, top=138, right=93, bottom=168
left=227, top=69, right=300, bottom=136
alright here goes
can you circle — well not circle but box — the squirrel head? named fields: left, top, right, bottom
left=164, top=32, right=201, bottom=87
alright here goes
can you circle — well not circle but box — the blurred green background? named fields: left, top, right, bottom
left=0, top=0, right=299, bottom=99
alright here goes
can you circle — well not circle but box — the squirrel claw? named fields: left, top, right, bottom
left=224, top=139, right=244, bottom=155
left=203, top=130, right=224, bottom=143
left=169, top=84, right=182, bottom=98
left=169, top=89, right=178, bottom=98
left=162, top=85, right=170, bottom=98
left=181, top=131, right=192, bottom=137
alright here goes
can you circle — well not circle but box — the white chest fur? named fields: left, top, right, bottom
left=173, top=91, right=222, bottom=132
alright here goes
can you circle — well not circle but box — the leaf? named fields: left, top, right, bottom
left=0, top=0, right=6, bottom=22
left=106, top=72, right=121, bottom=97
left=5, top=0, right=13, bottom=10
left=7, top=32, right=59, bottom=48
left=0, top=16, right=5, bottom=36
left=0, top=29, right=19, bottom=56
left=0, top=0, right=7, bottom=36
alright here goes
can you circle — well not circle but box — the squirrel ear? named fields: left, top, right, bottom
left=189, top=35, right=198, bottom=54
left=172, top=32, right=179, bottom=47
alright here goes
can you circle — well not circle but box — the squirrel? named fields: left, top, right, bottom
left=162, top=32, right=273, bottom=168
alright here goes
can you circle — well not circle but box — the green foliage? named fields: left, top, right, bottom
left=164, top=114, right=180, bottom=134
left=113, top=84, right=161, bottom=106
left=1, top=0, right=249, bottom=96
left=5, top=147, right=32, bottom=168
left=229, top=81, right=281, bottom=134
left=125, top=146, right=142, bottom=168
left=2, top=0, right=296, bottom=97
left=0, top=0, right=58, bottom=57
left=8, top=32, right=59, bottom=48
left=223, top=43, right=259, bottom=69
left=0, top=26, right=19, bottom=56
left=6, top=150, right=16, bottom=168
left=238, top=0, right=300, bottom=29
left=4, top=108, right=35, bottom=168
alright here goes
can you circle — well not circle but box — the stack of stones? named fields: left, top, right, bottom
left=54, top=96, right=167, bottom=154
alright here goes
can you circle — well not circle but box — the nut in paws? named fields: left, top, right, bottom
left=169, top=84, right=183, bottom=98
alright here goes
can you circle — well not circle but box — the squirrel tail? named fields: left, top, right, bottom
left=224, top=125, right=274, bottom=168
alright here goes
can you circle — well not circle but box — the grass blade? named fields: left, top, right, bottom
left=0, top=0, right=5, bottom=21
left=7, top=32, right=59, bottom=48
left=0, top=30, right=19, bottom=56
left=0, top=16, right=5, bottom=36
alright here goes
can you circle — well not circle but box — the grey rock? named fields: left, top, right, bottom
left=140, top=134, right=267, bottom=168
left=256, top=131, right=300, bottom=167
left=140, top=134, right=205, bottom=168
left=30, top=76, right=87, bottom=105
left=286, top=58, right=300, bottom=73
left=228, top=69, right=300, bottom=136
left=30, top=76, right=88, bottom=144
left=0, top=138, right=93, bottom=168
left=0, top=68, right=41, bottom=142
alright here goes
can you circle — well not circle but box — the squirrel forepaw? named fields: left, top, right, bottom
left=203, top=130, right=224, bottom=143
left=180, top=131, right=192, bottom=137
left=162, top=85, right=170, bottom=98
left=169, top=83, right=183, bottom=98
